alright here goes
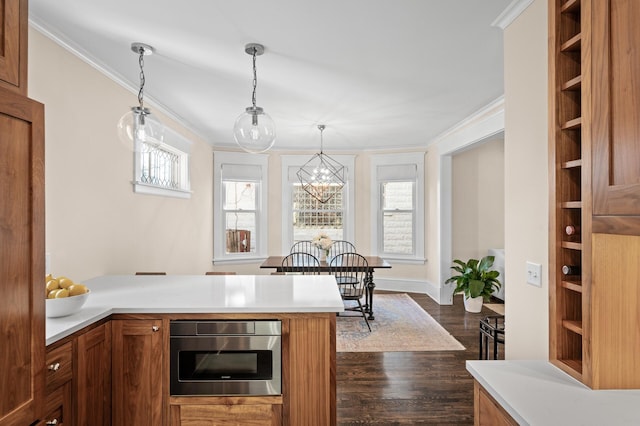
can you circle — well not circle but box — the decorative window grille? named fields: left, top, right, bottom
left=132, top=123, right=191, bottom=198
left=293, top=183, right=343, bottom=242
left=139, top=142, right=181, bottom=188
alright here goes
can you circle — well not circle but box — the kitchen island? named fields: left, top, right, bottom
left=45, top=274, right=344, bottom=426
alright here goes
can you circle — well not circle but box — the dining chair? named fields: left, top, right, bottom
left=135, top=272, right=167, bottom=275
left=281, top=252, right=321, bottom=275
left=205, top=272, right=237, bottom=275
left=289, top=240, right=318, bottom=256
left=328, top=240, right=356, bottom=259
left=329, top=252, right=371, bottom=331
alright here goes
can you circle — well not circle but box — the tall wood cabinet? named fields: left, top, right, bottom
left=0, top=0, right=28, bottom=95
left=549, top=0, right=640, bottom=389
left=0, top=86, right=45, bottom=424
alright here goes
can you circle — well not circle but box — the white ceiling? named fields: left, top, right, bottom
left=29, top=0, right=511, bottom=151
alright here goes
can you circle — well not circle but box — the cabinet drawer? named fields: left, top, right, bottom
left=45, top=341, right=73, bottom=392
left=42, top=380, right=72, bottom=426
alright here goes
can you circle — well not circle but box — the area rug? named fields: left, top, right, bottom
left=336, top=293, right=465, bottom=352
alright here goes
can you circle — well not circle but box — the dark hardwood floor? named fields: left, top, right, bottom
left=336, top=292, right=504, bottom=425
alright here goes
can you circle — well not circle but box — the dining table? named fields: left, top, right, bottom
left=260, top=255, right=391, bottom=320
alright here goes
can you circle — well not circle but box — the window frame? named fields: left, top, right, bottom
left=281, top=155, right=355, bottom=254
left=133, top=123, right=192, bottom=199
left=371, top=152, right=425, bottom=263
left=213, top=151, right=269, bottom=264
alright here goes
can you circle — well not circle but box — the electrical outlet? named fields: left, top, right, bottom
left=526, top=261, right=542, bottom=287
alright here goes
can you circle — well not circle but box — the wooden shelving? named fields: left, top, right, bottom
left=549, top=0, right=586, bottom=383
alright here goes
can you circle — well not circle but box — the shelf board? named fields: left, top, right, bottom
left=561, top=159, right=582, bottom=169
left=562, top=280, right=583, bottom=293
left=562, top=241, right=582, bottom=250
left=563, top=320, right=583, bottom=335
left=561, top=33, right=582, bottom=52
left=562, top=117, right=582, bottom=130
left=561, top=0, right=581, bottom=14
left=560, top=359, right=583, bottom=375
left=562, top=75, right=582, bottom=91
left=561, top=201, right=583, bottom=209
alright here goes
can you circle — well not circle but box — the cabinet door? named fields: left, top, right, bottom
left=591, top=0, right=640, bottom=229
left=76, top=322, right=112, bottom=426
left=0, top=87, right=45, bottom=425
left=177, top=404, right=282, bottom=426
left=112, top=320, right=163, bottom=426
left=0, top=0, right=28, bottom=94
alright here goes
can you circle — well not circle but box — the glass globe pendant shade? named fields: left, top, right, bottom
left=233, top=106, right=276, bottom=153
left=117, top=106, right=164, bottom=150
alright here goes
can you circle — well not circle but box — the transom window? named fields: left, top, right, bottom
left=133, top=124, right=191, bottom=199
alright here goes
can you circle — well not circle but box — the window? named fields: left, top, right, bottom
left=281, top=155, right=355, bottom=253
left=371, top=153, right=425, bottom=262
left=133, top=123, right=192, bottom=198
left=213, top=152, right=268, bottom=263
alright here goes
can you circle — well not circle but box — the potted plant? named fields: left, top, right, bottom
left=445, top=255, right=501, bottom=313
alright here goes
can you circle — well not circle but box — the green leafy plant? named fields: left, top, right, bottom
left=445, top=255, right=501, bottom=300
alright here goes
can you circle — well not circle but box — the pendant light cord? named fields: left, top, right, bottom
left=137, top=47, right=146, bottom=110
left=318, top=125, right=325, bottom=154
left=251, top=47, right=258, bottom=109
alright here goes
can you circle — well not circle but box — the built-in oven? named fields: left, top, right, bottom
left=170, top=320, right=281, bottom=396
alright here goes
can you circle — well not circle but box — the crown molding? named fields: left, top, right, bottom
left=491, top=0, right=534, bottom=30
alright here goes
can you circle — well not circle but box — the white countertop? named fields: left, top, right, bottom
left=467, top=360, right=640, bottom=425
left=46, top=274, right=344, bottom=345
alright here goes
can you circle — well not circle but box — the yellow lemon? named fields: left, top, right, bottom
left=46, top=279, right=60, bottom=292
left=45, top=273, right=53, bottom=282
left=47, top=289, right=60, bottom=299
left=54, top=289, right=69, bottom=298
left=68, top=284, right=88, bottom=297
left=58, top=277, right=74, bottom=289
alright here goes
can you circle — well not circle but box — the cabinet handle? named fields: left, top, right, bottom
left=46, top=419, right=59, bottom=425
left=48, top=362, right=61, bottom=371
left=152, top=326, right=159, bottom=332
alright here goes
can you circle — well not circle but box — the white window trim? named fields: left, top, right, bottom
left=213, top=151, right=269, bottom=264
left=371, top=152, right=425, bottom=264
left=281, top=155, right=355, bottom=254
left=132, top=124, right=193, bottom=199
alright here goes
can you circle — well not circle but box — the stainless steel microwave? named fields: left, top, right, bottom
left=169, top=320, right=281, bottom=396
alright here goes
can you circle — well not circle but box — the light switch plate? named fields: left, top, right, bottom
left=526, top=261, right=542, bottom=287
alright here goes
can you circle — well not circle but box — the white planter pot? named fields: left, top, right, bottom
left=464, top=295, right=483, bottom=313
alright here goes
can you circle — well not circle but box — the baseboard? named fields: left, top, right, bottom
left=373, top=278, right=454, bottom=305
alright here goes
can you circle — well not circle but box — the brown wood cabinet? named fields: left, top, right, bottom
left=112, top=319, right=163, bottom=425
left=549, top=0, right=640, bottom=389
left=0, top=86, right=45, bottom=424
left=0, top=0, right=28, bottom=94
left=473, top=381, right=517, bottom=426
left=43, top=343, right=73, bottom=426
left=170, top=398, right=283, bottom=426
left=75, top=322, right=112, bottom=425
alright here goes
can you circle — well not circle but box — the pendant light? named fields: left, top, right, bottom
left=233, top=43, right=276, bottom=153
left=296, top=125, right=345, bottom=203
left=117, top=42, right=164, bottom=149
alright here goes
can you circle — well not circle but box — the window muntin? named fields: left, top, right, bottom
left=292, top=183, right=343, bottom=242
left=381, top=181, right=415, bottom=255
left=213, top=152, right=268, bottom=263
left=223, top=181, right=257, bottom=254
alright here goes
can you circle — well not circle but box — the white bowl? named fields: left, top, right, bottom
left=46, top=291, right=90, bottom=318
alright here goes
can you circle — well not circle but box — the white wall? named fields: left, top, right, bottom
left=452, top=138, right=505, bottom=262
left=503, top=0, right=549, bottom=359
left=28, top=29, right=215, bottom=281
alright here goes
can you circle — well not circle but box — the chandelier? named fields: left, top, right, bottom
left=117, top=42, right=164, bottom=149
left=296, top=125, right=345, bottom=203
left=233, top=43, right=276, bottom=153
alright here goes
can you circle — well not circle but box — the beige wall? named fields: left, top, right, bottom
left=503, top=0, right=549, bottom=359
left=452, top=138, right=505, bottom=262
left=28, top=29, right=215, bottom=281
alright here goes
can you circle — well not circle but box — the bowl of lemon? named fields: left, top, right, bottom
left=45, top=275, right=90, bottom=318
